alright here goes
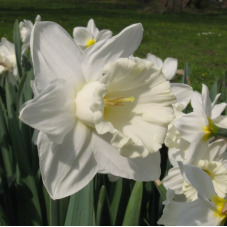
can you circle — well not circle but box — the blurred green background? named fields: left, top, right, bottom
left=0, top=0, right=227, bottom=91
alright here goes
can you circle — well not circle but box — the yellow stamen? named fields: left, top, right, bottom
left=211, top=196, right=227, bottom=221
left=104, top=96, right=134, bottom=107
left=203, top=169, right=213, bottom=178
left=203, top=118, right=218, bottom=141
left=86, top=39, right=96, bottom=48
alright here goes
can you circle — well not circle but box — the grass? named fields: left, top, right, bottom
left=0, top=0, right=227, bottom=92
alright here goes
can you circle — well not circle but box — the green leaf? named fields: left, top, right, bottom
left=0, top=98, right=13, bottom=176
left=65, top=180, right=94, bottom=226
left=182, top=62, right=191, bottom=85
left=123, top=182, right=143, bottom=226
left=50, top=199, right=60, bottom=226
left=5, top=79, right=42, bottom=225
left=17, top=72, right=27, bottom=112
left=210, top=75, right=219, bottom=102
left=59, top=197, right=70, bottom=226
left=0, top=203, right=8, bottom=226
left=154, top=181, right=166, bottom=201
left=96, top=186, right=106, bottom=226
left=13, top=19, right=22, bottom=79
left=109, top=178, right=122, bottom=225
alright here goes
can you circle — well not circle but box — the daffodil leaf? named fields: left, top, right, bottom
left=96, top=185, right=106, bottom=225
left=109, top=178, right=123, bottom=225
left=123, top=181, right=143, bottom=226
left=210, top=75, right=218, bottom=102
left=0, top=98, right=13, bottom=176
left=65, top=180, right=94, bottom=226
left=13, top=19, right=22, bottom=79
left=0, top=203, right=8, bottom=226
left=155, top=182, right=167, bottom=201
left=5, top=78, right=42, bottom=225
left=17, top=72, right=27, bottom=111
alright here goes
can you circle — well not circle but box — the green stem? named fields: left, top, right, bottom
left=217, top=127, right=227, bottom=138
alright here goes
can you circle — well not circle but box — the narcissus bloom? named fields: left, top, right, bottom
left=19, top=15, right=41, bottom=55
left=0, top=37, right=18, bottom=83
left=163, top=139, right=227, bottom=201
left=19, top=22, right=176, bottom=199
left=73, top=19, right=112, bottom=51
left=175, top=84, right=227, bottom=163
left=146, top=53, right=178, bottom=81
left=159, top=163, right=227, bottom=226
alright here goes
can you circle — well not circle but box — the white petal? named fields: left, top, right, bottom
left=31, top=22, right=84, bottom=93
left=96, top=30, right=112, bottom=41
left=202, top=84, right=212, bottom=118
left=19, top=20, right=33, bottom=43
left=177, top=199, right=219, bottom=226
left=73, top=27, right=92, bottom=47
left=0, top=37, right=14, bottom=55
left=212, top=115, right=227, bottom=128
left=201, top=139, right=227, bottom=163
left=82, top=23, right=143, bottom=82
left=92, top=132, right=161, bottom=181
left=146, top=53, right=163, bottom=68
left=170, top=83, right=193, bottom=108
left=162, top=57, right=178, bottom=80
left=167, top=136, right=190, bottom=166
left=35, top=15, right=41, bottom=22
left=211, top=103, right=227, bottom=119
left=108, top=174, right=120, bottom=182
left=175, top=112, right=205, bottom=143
left=163, top=167, right=184, bottom=194
left=0, top=65, right=5, bottom=74
left=87, top=19, right=99, bottom=37
left=37, top=122, right=98, bottom=199
left=19, top=79, right=76, bottom=144
left=179, top=163, right=216, bottom=200
left=212, top=93, right=221, bottom=107
left=191, top=91, right=208, bottom=121
left=30, top=80, right=39, bottom=97
left=184, top=134, right=208, bottom=164
left=158, top=200, right=187, bottom=226
left=21, top=43, right=30, bottom=55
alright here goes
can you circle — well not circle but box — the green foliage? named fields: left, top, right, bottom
left=123, top=182, right=143, bottom=226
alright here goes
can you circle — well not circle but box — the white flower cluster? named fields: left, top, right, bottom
left=159, top=82, right=227, bottom=225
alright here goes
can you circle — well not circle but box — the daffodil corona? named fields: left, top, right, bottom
left=19, top=22, right=176, bottom=199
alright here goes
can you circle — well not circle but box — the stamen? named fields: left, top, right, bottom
left=86, top=39, right=96, bottom=48
left=104, top=96, right=134, bottom=107
left=203, top=118, right=218, bottom=141
left=0, top=62, right=12, bottom=72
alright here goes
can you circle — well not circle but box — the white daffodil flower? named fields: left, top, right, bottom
left=159, top=163, right=227, bottom=226
left=175, top=84, right=227, bottom=164
left=163, top=139, right=227, bottom=201
left=73, top=19, right=112, bottom=51
left=146, top=53, right=178, bottom=81
left=0, top=37, right=18, bottom=83
left=19, top=15, right=41, bottom=55
left=19, top=22, right=176, bottom=199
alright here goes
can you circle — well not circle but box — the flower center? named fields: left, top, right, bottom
left=203, top=118, right=218, bottom=141
left=86, top=39, right=96, bottom=48
left=211, top=196, right=227, bottom=221
left=203, top=169, right=213, bottom=178
left=104, top=96, right=134, bottom=107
